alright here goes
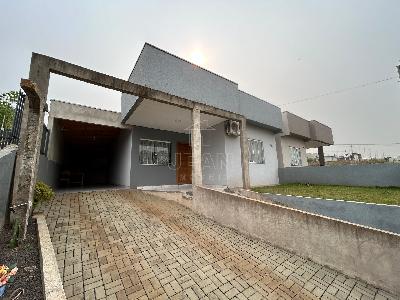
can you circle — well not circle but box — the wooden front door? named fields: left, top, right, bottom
left=176, top=143, right=192, bottom=184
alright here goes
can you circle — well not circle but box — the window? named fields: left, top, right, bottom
left=139, top=139, right=171, bottom=165
left=290, top=146, right=302, bottom=166
left=248, top=139, right=265, bottom=164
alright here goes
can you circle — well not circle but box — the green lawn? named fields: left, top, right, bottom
left=252, top=184, right=400, bottom=205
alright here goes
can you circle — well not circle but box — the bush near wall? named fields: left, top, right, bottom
left=33, top=181, right=54, bottom=206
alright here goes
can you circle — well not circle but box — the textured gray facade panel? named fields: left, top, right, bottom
left=279, top=164, right=400, bottom=187
left=130, top=126, right=190, bottom=187
left=309, top=120, right=334, bottom=145
left=261, top=193, right=400, bottom=234
left=238, top=91, right=282, bottom=132
left=122, top=44, right=282, bottom=131
left=129, top=44, right=239, bottom=113
left=121, top=94, right=138, bottom=120
left=281, top=111, right=311, bottom=139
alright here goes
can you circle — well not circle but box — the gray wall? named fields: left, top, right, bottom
left=258, top=192, right=400, bottom=234
left=122, top=44, right=282, bottom=131
left=0, top=146, right=17, bottom=230
left=131, top=126, right=189, bottom=187
left=279, top=164, right=400, bottom=187
left=110, top=129, right=132, bottom=187
left=193, top=186, right=400, bottom=295
left=37, top=155, right=59, bottom=189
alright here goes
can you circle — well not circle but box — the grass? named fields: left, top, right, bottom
left=252, top=184, right=400, bottom=205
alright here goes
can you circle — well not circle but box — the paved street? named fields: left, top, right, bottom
left=39, top=190, right=398, bottom=300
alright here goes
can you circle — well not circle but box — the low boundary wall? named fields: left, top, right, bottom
left=193, top=186, right=400, bottom=295
left=236, top=189, right=400, bottom=234
left=279, top=164, right=400, bottom=187
left=0, top=145, right=17, bottom=230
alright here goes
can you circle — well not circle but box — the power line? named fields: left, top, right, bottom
left=330, top=143, right=400, bottom=146
left=281, top=76, right=396, bottom=106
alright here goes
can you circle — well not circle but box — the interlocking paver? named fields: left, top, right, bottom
left=38, top=190, right=399, bottom=300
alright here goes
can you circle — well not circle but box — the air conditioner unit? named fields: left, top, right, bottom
left=225, top=120, right=241, bottom=136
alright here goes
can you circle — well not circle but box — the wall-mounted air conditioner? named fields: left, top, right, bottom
left=225, top=120, right=241, bottom=137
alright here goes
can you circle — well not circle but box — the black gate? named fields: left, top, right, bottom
left=0, top=91, right=25, bottom=149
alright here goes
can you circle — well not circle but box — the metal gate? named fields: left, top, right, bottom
left=0, top=91, right=25, bottom=149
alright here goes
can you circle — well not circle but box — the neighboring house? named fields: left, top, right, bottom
left=39, top=43, right=334, bottom=189
left=276, top=111, right=334, bottom=168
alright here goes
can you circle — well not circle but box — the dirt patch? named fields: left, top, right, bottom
left=0, top=219, right=44, bottom=300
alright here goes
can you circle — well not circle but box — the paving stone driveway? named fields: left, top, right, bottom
left=39, top=190, right=398, bottom=300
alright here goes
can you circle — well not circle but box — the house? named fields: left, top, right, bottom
left=39, top=43, right=333, bottom=189
left=276, top=111, right=334, bottom=168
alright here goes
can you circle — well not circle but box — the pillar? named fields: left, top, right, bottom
left=191, top=105, right=202, bottom=186
left=240, top=117, right=250, bottom=189
left=318, top=146, right=325, bottom=166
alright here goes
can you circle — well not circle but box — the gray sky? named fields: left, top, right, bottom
left=1, top=0, right=399, bottom=157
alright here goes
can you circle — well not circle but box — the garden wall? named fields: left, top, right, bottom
left=193, top=186, right=400, bottom=295
left=0, top=145, right=17, bottom=230
left=279, top=164, right=400, bottom=187
left=238, top=189, right=400, bottom=234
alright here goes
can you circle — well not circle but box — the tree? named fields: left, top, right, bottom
left=0, top=91, right=19, bottom=130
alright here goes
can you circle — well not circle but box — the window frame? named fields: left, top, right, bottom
left=139, top=138, right=172, bottom=166
left=248, top=138, right=265, bottom=164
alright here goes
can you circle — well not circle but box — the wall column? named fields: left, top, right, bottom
left=191, top=105, right=202, bottom=186
left=240, top=117, right=250, bottom=189
left=318, top=146, right=325, bottom=166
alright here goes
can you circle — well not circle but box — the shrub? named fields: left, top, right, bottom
left=33, top=181, right=54, bottom=205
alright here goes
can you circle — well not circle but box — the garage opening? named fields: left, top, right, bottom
left=56, top=119, right=131, bottom=189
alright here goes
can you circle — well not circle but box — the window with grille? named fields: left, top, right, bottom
left=290, top=146, right=302, bottom=166
left=139, top=139, right=171, bottom=165
left=248, top=139, right=265, bottom=164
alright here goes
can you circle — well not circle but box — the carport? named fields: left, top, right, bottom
left=45, top=100, right=132, bottom=190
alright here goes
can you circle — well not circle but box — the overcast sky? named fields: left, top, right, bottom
left=1, top=0, right=399, bottom=157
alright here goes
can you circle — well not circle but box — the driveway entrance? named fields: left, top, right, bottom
left=39, top=190, right=396, bottom=300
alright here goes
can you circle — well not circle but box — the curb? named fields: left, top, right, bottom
left=34, top=214, right=66, bottom=300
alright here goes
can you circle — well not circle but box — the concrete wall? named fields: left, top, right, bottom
left=122, top=44, right=282, bottom=132
left=279, top=135, right=308, bottom=168
left=37, top=155, right=59, bottom=189
left=202, top=122, right=227, bottom=186
left=279, top=164, right=400, bottom=187
left=131, top=126, right=189, bottom=187
left=0, top=145, right=17, bottom=230
left=193, top=186, right=400, bottom=295
left=110, top=129, right=132, bottom=187
left=258, top=192, right=400, bottom=234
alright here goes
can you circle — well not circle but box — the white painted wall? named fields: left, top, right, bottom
left=110, top=129, right=132, bottom=187
left=247, top=124, right=279, bottom=186
left=224, top=123, right=279, bottom=187
left=225, top=131, right=242, bottom=188
left=202, top=122, right=227, bottom=186
left=280, top=136, right=308, bottom=168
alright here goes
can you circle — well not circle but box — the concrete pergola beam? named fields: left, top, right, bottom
left=12, top=52, right=251, bottom=237
left=32, top=53, right=243, bottom=121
